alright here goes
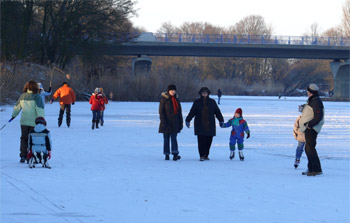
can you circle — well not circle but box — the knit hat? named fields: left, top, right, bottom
left=168, top=85, right=177, bottom=91
left=37, top=83, right=43, bottom=89
left=94, top=88, right=100, bottom=93
left=198, top=87, right=211, bottom=95
left=307, top=83, right=319, bottom=94
left=35, top=117, right=47, bottom=126
left=235, top=108, right=242, bottom=116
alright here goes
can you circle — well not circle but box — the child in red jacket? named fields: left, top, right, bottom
left=89, top=88, right=104, bottom=130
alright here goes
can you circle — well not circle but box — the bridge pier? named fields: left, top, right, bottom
left=132, top=55, right=152, bottom=74
left=330, top=60, right=350, bottom=99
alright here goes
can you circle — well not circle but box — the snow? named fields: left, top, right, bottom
left=1, top=96, right=349, bottom=223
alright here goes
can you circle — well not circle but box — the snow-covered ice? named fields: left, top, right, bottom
left=1, top=96, right=349, bottom=223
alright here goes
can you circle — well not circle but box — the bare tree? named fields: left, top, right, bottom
left=342, top=0, right=350, bottom=36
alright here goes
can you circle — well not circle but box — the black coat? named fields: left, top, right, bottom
left=307, top=94, right=324, bottom=128
left=159, top=92, right=183, bottom=134
left=185, top=96, right=224, bottom=136
left=218, top=89, right=222, bottom=97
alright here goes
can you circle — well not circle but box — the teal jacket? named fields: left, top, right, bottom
left=12, top=90, right=45, bottom=127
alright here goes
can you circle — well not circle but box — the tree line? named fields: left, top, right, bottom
left=1, top=0, right=349, bottom=102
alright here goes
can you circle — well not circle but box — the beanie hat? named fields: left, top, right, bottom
left=35, top=117, right=47, bottom=126
left=37, top=83, right=43, bottom=89
left=94, top=88, right=100, bottom=93
left=198, top=87, right=211, bottom=95
left=168, top=85, right=177, bottom=91
left=307, top=83, right=319, bottom=94
left=235, top=108, right=242, bottom=116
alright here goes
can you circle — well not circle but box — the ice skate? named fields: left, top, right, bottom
left=294, top=159, right=300, bottom=169
left=239, top=151, right=244, bottom=161
left=229, top=151, right=235, bottom=160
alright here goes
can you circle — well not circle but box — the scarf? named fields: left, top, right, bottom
left=171, top=96, right=179, bottom=115
left=232, top=117, right=242, bottom=126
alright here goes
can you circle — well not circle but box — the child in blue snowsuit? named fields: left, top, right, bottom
left=27, top=117, right=52, bottom=168
left=221, top=108, right=250, bottom=160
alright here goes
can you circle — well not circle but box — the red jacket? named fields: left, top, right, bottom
left=89, top=93, right=104, bottom=111
left=101, top=93, right=108, bottom=111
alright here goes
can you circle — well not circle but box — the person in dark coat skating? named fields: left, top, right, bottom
left=185, top=87, right=224, bottom=161
left=301, top=83, right=325, bottom=176
left=159, top=85, right=183, bottom=161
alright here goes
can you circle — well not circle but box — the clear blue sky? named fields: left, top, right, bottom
left=130, top=0, right=345, bottom=36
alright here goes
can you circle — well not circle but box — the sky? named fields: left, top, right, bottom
left=130, top=0, right=345, bottom=36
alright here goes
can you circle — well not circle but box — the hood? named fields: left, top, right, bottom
left=34, top=123, right=46, bottom=132
left=161, top=92, right=178, bottom=99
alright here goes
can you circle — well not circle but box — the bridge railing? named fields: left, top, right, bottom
left=151, top=33, right=350, bottom=46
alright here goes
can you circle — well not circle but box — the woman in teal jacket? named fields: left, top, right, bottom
left=12, top=80, right=45, bottom=163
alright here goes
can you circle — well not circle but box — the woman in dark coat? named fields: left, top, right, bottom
left=185, top=87, right=224, bottom=161
left=159, top=85, right=183, bottom=161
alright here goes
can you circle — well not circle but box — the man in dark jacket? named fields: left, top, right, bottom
left=302, top=83, right=325, bottom=176
left=185, top=87, right=224, bottom=161
left=159, top=85, right=183, bottom=161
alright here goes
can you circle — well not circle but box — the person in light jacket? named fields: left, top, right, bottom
left=12, top=80, right=45, bottom=163
left=37, top=82, right=52, bottom=107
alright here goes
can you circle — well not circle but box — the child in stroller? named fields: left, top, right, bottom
left=27, top=117, right=52, bottom=168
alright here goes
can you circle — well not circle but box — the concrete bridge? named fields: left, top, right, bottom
left=99, top=33, right=350, bottom=99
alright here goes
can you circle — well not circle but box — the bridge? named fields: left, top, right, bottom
left=99, top=33, right=350, bottom=98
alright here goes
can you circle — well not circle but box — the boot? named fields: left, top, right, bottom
left=173, top=154, right=181, bottom=161
left=307, top=171, right=322, bottom=176
left=165, top=155, right=170, bottom=160
left=294, top=159, right=300, bottom=169
left=229, top=150, right=235, bottom=160
left=96, top=120, right=99, bottom=129
left=92, top=120, right=95, bottom=130
left=58, top=109, right=64, bottom=127
left=20, top=157, right=26, bottom=163
left=239, top=151, right=244, bottom=161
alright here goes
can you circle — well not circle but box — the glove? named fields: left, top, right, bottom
left=50, top=99, right=53, bottom=104
left=48, top=87, right=52, bottom=92
left=9, top=117, right=15, bottom=122
left=72, top=102, right=75, bottom=105
left=27, top=150, right=33, bottom=160
left=48, top=151, right=51, bottom=160
left=186, top=122, right=190, bottom=128
left=219, top=122, right=224, bottom=127
left=247, top=132, right=250, bottom=139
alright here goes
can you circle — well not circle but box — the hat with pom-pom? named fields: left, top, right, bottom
left=35, top=117, right=47, bottom=126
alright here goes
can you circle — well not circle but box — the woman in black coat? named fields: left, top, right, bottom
left=159, top=85, right=183, bottom=161
left=185, top=87, right=224, bottom=161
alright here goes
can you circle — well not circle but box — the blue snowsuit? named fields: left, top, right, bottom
left=222, top=117, right=250, bottom=151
